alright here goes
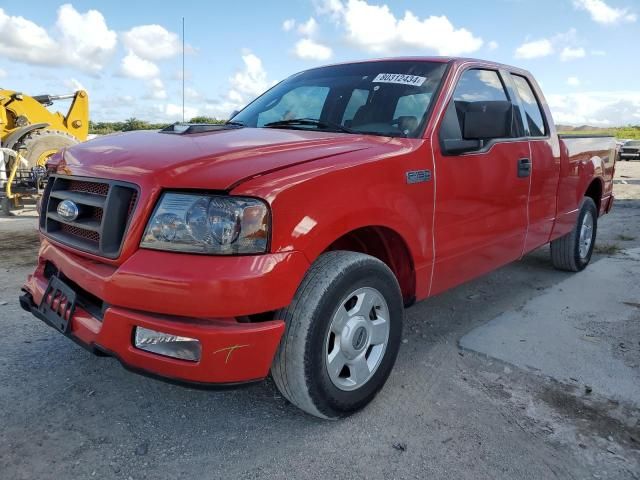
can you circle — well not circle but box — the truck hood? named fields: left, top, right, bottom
left=60, top=127, right=384, bottom=190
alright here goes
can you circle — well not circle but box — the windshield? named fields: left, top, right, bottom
left=230, top=60, right=448, bottom=139
left=626, top=141, right=640, bottom=147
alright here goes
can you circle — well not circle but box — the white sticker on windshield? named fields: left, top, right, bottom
left=372, top=73, right=427, bottom=86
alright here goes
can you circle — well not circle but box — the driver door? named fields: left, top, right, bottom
left=430, top=68, right=531, bottom=295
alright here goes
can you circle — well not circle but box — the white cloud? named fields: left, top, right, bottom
left=161, top=103, right=199, bottom=121
left=204, top=51, right=274, bottom=119
left=64, top=78, right=85, bottom=91
left=297, top=17, right=319, bottom=36
left=185, top=87, right=202, bottom=100
left=560, top=46, right=586, bottom=61
left=172, top=69, right=192, bottom=81
left=567, top=76, right=581, bottom=87
left=547, top=90, right=640, bottom=126
left=0, top=68, right=6, bottom=78
left=316, top=0, right=346, bottom=20
left=573, top=0, right=636, bottom=24
left=515, top=30, right=589, bottom=61
left=0, top=4, right=116, bottom=74
left=148, top=78, right=167, bottom=99
left=488, top=41, right=499, bottom=50
left=294, top=38, right=333, bottom=60
left=120, top=25, right=181, bottom=104
left=284, top=16, right=331, bottom=61
left=120, top=51, right=160, bottom=79
left=515, top=39, right=554, bottom=59
left=229, top=52, right=271, bottom=99
left=317, top=0, right=483, bottom=55
left=121, top=24, right=181, bottom=61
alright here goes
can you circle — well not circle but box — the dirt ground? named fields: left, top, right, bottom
left=1, top=161, right=639, bottom=480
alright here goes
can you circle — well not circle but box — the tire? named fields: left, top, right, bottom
left=551, top=197, right=598, bottom=272
left=1, top=196, right=12, bottom=216
left=271, top=251, right=403, bottom=419
left=15, top=130, right=78, bottom=169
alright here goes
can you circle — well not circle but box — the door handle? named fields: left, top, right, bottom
left=517, top=158, right=531, bottom=178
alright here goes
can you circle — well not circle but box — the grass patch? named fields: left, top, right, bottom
left=617, top=234, right=636, bottom=241
left=595, top=243, right=622, bottom=255
left=558, top=126, right=640, bottom=140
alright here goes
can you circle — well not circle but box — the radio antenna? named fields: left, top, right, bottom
left=182, top=16, right=185, bottom=123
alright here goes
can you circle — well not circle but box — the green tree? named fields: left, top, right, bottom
left=122, top=117, right=149, bottom=131
left=189, top=116, right=225, bottom=124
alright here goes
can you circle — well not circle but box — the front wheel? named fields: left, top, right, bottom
left=550, top=197, right=598, bottom=272
left=271, top=251, right=403, bottom=419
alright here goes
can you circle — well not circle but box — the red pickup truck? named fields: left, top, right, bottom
left=21, top=57, right=616, bottom=419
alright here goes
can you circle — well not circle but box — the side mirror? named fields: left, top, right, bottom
left=440, top=100, right=513, bottom=155
left=462, top=100, right=512, bottom=140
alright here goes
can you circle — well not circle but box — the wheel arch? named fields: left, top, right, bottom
left=584, top=177, right=604, bottom=214
left=1, top=123, right=49, bottom=149
left=319, top=225, right=417, bottom=306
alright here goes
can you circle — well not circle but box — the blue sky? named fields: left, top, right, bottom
left=0, top=0, right=638, bottom=125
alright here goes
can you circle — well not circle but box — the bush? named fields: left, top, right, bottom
left=89, top=116, right=226, bottom=134
left=188, top=116, right=225, bottom=124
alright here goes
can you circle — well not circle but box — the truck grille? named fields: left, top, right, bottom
left=40, top=175, right=139, bottom=259
left=622, top=148, right=638, bottom=154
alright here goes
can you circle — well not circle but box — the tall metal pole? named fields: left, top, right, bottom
left=182, top=17, right=185, bottom=123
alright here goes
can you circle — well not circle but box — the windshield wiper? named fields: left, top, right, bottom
left=263, top=118, right=354, bottom=134
left=225, top=120, right=246, bottom=127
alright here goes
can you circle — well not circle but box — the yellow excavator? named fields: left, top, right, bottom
left=0, top=89, right=89, bottom=215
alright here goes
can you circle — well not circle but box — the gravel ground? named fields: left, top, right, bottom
left=1, top=161, right=639, bottom=480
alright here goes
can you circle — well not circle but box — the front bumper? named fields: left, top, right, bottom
left=19, top=291, right=284, bottom=386
left=21, top=240, right=310, bottom=385
left=620, top=152, right=640, bottom=159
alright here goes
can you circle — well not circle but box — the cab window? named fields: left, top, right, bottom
left=511, top=74, right=546, bottom=137
left=453, top=69, right=508, bottom=102
left=439, top=69, right=514, bottom=143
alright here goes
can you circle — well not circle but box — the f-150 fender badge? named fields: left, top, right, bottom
left=406, top=170, right=432, bottom=184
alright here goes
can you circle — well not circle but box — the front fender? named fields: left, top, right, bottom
left=233, top=141, right=435, bottom=293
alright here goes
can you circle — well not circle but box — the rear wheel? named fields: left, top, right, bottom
left=15, top=130, right=78, bottom=168
left=271, top=251, right=403, bottom=419
left=551, top=197, right=598, bottom=272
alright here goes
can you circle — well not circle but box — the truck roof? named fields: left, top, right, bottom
left=303, top=56, right=532, bottom=78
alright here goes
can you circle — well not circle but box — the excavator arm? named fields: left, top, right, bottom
left=0, top=89, right=89, bottom=144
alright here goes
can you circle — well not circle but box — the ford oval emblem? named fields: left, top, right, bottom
left=57, top=199, right=79, bottom=222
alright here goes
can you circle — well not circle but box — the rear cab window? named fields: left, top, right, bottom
left=511, top=74, right=547, bottom=137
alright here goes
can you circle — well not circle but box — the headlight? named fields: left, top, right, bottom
left=140, top=192, right=269, bottom=254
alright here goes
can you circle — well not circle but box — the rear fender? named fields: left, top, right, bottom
left=578, top=156, right=608, bottom=212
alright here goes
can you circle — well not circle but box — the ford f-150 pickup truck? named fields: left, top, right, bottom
left=21, top=57, right=616, bottom=419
